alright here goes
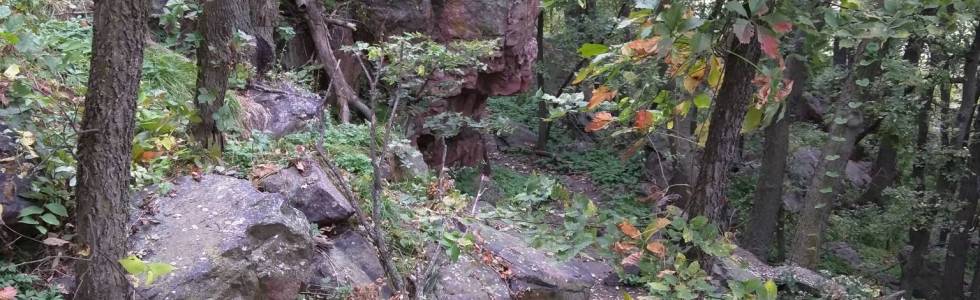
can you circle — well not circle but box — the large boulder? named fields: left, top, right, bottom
left=129, top=175, right=314, bottom=300
left=784, top=147, right=872, bottom=212
left=239, top=82, right=322, bottom=138
left=257, top=159, right=355, bottom=226
left=467, top=223, right=593, bottom=299
left=309, top=229, right=392, bottom=298
left=432, top=254, right=510, bottom=299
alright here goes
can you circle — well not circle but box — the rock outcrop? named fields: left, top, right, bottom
left=239, top=82, right=323, bottom=138
left=257, top=159, right=355, bottom=226
left=129, top=175, right=314, bottom=300
left=354, top=0, right=540, bottom=168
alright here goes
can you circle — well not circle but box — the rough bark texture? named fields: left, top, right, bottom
left=249, top=0, right=278, bottom=76
left=299, top=0, right=357, bottom=123
left=193, top=0, right=243, bottom=151
left=73, top=0, right=149, bottom=298
left=688, top=37, right=761, bottom=225
left=742, top=30, right=807, bottom=258
left=790, top=41, right=874, bottom=268
left=940, top=22, right=980, bottom=300
left=534, top=10, right=550, bottom=150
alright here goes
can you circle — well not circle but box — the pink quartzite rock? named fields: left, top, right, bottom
left=355, top=0, right=540, bottom=167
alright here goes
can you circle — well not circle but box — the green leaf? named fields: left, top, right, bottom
left=648, top=281, right=670, bottom=291
left=693, top=93, right=711, bottom=109
left=762, top=280, right=778, bottom=300
left=725, top=2, right=748, bottom=17
left=19, top=216, right=39, bottom=225
left=855, top=78, right=870, bottom=87
left=19, top=205, right=44, bottom=217
left=834, top=117, right=848, bottom=125
left=45, top=203, right=68, bottom=217
left=39, top=213, right=60, bottom=226
left=825, top=155, right=840, bottom=161
left=741, top=107, right=763, bottom=133
left=119, top=255, right=148, bottom=275
left=577, top=43, right=609, bottom=58
left=35, top=225, right=47, bottom=235
left=819, top=187, right=833, bottom=194
left=145, top=262, right=175, bottom=285
left=825, top=171, right=840, bottom=178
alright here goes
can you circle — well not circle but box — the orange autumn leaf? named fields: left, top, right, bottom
left=683, top=63, right=706, bottom=93
left=588, top=86, right=617, bottom=109
left=621, top=251, right=644, bottom=267
left=586, top=112, right=614, bottom=132
left=612, top=241, right=639, bottom=255
left=618, top=220, right=642, bottom=239
left=758, top=29, right=780, bottom=59
left=646, top=240, right=667, bottom=258
left=634, top=110, right=655, bottom=131
left=140, top=151, right=162, bottom=163
left=623, top=37, right=661, bottom=57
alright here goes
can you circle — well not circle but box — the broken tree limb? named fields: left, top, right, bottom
left=715, top=247, right=847, bottom=299
left=298, top=0, right=357, bottom=123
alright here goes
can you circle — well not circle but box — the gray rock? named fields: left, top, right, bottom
left=130, top=175, right=314, bottom=300
left=468, top=223, right=592, bottom=300
left=389, top=141, right=430, bottom=181
left=495, top=124, right=538, bottom=150
left=826, top=241, right=862, bottom=269
left=257, top=159, right=354, bottom=226
left=432, top=254, right=510, bottom=300
left=240, top=82, right=322, bottom=138
left=784, top=147, right=872, bottom=212
left=309, top=229, right=392, bottom=298
left=0, top=173, right=32, bottom=225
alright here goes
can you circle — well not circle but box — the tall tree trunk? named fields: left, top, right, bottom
left=535, top=10, right=550, bottom=149
left=742, top=30, right=807, bottom=258
left=940, top=22, right=980, bottom=300
left=74, top=0, right=149, bottom=298
left=249, top=0, right=278, bottom=76
left=857, top=38, right=925, bottom=206
left=902, top=47, right=942, bottom=297
left=193, top=0, right=244, bottom=151
left=790, top=40, right=877, bottom=268
left=299, top=0, right=357, bottom=123
left=688, top=36, right=761, bottom=224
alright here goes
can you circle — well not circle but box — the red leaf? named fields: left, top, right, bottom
left=772, top=21, right=793, bottom=33
left=586, top=112, right=614, bottom=132
left=758, top=29, right=780, bottom=59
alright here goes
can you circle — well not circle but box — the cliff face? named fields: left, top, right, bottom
left=356, top=0, right=539, bottom=167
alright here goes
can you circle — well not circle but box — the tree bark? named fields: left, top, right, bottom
left=688, top=36, right=761, bottom=225
left=940, top=21, right=980, bottom=300
left=534, top=10, right=550, bottom=149
left=249, top=0, right=278, bottom=76
left=902, top=52, right=941, bottom=297
left=299, top=0, right=357, bottom=123
left=74, top=0, right=149, bottom=298
left=790, top=40, right=876, bottom=268
left=742, top=30, right=806, bottom=258
left=193, top=0, right=245, bottom=152
left=857, top=38, right=924, bottom=206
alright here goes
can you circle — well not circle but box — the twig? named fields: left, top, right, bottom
left=12, top=255, right=89, bottom=268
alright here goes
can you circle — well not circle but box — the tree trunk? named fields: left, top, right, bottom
left=742, top=30, right=806, bottom=258
left=193, top=0, right=244, bottom=152
left=940, top=21, right=980, bottom=300
left=299, top=0, right=357, bottom=123
left=249, top=0, right=278, bottom=76
left=534, top=10, right=550, bottom=150
left=790, top=40, right=876, bottom=268
left=902, top=52, right=941, bottom=296
left=857, top=39, right=924, bottom=206
left=74, top=0, right=149, bottom=298
left=688, top=36, right=761, bottom=224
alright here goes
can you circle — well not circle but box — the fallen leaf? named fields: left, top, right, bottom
left=140, top=151, right=162, bottom=163
left=620, top=251, right=643, bottom=267
left=76, top=244, right=91, bottom=257
left=612, top=241, right=638, bottom=255
left=0, top=287, right=16, bottom=300
left=587, top=86, right=617, bottom=109
left=618, top=220, right=641, bottom=239
left=758, top=29, right=780, bottom=59
left=646, top=240, right=667, bottom=258
left=647, top=218, right=671, bottom=235
left=657, top=269, right=676, bottom=278
left=250, top=163, right=280, bottom=179
left=42, top=237, right=70, bottom=247
left=585, top=112, right=614, bottom=132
